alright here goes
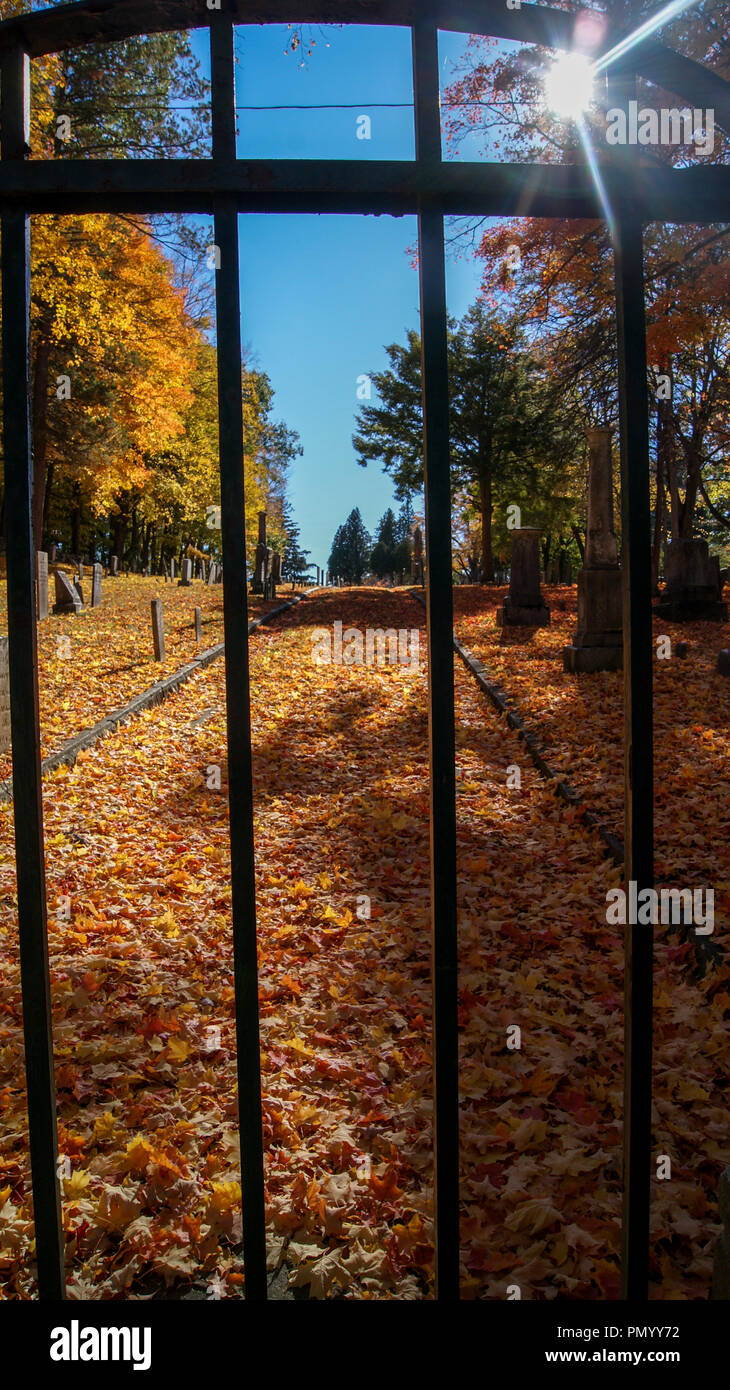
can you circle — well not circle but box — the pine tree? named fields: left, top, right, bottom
left=328, top=508, right=371, bottom=584
left=280, top=500, right=312, bottom=583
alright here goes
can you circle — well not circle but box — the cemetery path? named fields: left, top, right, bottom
left=0, top=589, right=727, bottom=1300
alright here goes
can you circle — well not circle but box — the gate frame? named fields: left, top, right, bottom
left=0, top=0, right=728, bottom=1303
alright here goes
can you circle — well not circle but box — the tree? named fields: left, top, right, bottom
left=353, top=306, right=582, bottom=579
left=442, top=15, right=730, bottom=580
left=328, top=508, right=371, bottom=584
left=370, top=507, right=412, bottom=584
left=280, top=499, right=312, bottom=584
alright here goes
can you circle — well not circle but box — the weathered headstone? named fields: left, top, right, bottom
left=91, top=562, right=102, bottom=608
left=170, top=557, right=176, bottom=581
left=36, top=551, right=49, bottom=621
left=77, top=561, right=84, bottom=582
left=496, top=528, right=550, bottom=627
left=151, top=599, right=165, bottom=661
left=49, top=543, right=57, bottom=563
left=53, top=569, right=82, bottom=614
left=207, top=562, right=216, bottom=586
left=563, top=429, right=622, bottom=671
left=271, top=552, right=281, bottom=596
left=178, top=558, right=192, bottom=588
left=718, top=650, right=730, bottom=677
left=74, top=578, right=84, bottom=605
left=199, top=560, right=207, bottom=582
left=194, top=606, right=202, bottom=643
left=109, top=554, right=119, bottom=576
left=0, top=637, right=10, bottom=755
left=655, top=538, right=728, bottom=622
left=412, top=527, right=425, bottom=586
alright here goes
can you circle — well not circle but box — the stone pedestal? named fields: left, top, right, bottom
left=655, top=538, right=728, bottom=622
left=496, top=528, right=550, bottom=627
left=563, top=429, right=623, bottom=672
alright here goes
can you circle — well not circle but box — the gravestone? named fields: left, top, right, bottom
left=178, top=558, right=192, bottom=588
left=194, top=606, right=202, bottom=643
left=718, top=650, right=730, bottom=677
left=151, top=599, right=165, bottom=661
left=53, top=569, right=82, bottom=614
left=199, top=560, right=206, bottom=582
left=496, top=528, right=550, bottom=627
left=207, top=562, right=216, bottom=586
left=271, top=551, right=281, bottom=595
left=251, top=512, right=267, bottom=594
left=74, top=578, right=84, bottom=605
left=170, top=557, right=176, bottom=581
left=49, top=543, right=57, bottom=563
left=91, top=563, right=102, bottom=608
left=109, top=554, right=118, bottom=576
left=36, top=551, right=49, bottom=621
left=0, top=637, right=10, bottom=755
left=77, top=561, right=84, bottom=582
left=563, top=429, right=622, bottom=671
left=412, top=527, right=425, bottom=586
left=655, top=538, right=728, bottom=622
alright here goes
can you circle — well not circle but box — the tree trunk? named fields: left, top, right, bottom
left=70, top=485, right=81, bottom=556
left=479, top=470, right=494, bottom=582
left=31, top=333, right=52, bottom=554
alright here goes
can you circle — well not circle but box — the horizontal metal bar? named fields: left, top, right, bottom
left=0, top=2, right=587, bottom=60
left=0, top=157, right=727, bottom=223
left=0, top=0, right=726, bottom=144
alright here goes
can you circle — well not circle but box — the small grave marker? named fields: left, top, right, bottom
left=36, top=551, right=49, bottom=620
left=151, top=599, right=165, bottom=661
left=53, top=570, right=82, bottom=614
left=91, top=563, right=102, bottom=607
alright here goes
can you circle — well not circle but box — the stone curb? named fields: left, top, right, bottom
left=0, top=590, right=318, bottom=804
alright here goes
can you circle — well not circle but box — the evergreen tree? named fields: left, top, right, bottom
left=328, top=508, right=371, bottom=584
left=280, top=499, right=312, bottom=583
left=370, top=507, right=411, bottom=584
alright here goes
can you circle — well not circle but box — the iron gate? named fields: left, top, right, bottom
left=0, top=0, right=728, bottom=1302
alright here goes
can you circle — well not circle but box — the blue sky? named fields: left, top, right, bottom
left=188, top=23, right=491, bottom=571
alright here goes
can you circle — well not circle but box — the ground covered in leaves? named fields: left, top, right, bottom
left=0, top=586, right=728, bottom=1300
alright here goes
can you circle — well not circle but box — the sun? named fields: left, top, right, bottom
left=543, top=51, right=596, bottom=120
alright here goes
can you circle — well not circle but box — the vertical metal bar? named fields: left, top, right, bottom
left=614, top=210, right=654, bottom=1302
left=412, top=15, right=460, bottom=1302
left=1, top=45, right=65, bottom=1300
left=210, top=11, right=267, bottom=1301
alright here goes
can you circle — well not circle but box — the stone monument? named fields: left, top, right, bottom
left=655, top=538, right=728, bottom=622
left=563, top=429, right=623, bottom=671
left=496, top=528, right=550, bottom=627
